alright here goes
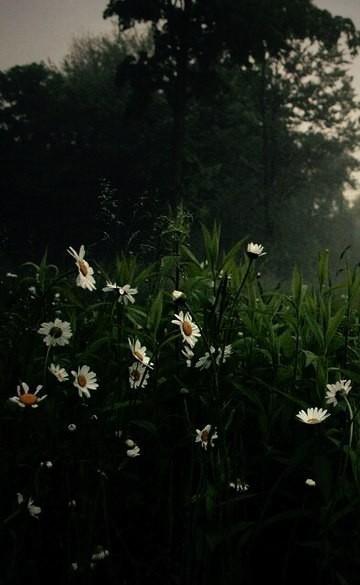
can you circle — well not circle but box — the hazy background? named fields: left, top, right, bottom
left=1, top=0, right=360, bottom=279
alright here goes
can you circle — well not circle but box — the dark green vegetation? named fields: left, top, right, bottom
left=1, top=0, right=360, bottom=278
left=1, top=219, right=360, bottom=584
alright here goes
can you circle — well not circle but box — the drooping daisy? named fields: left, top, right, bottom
left=181, top=346, right=194, bottom=367
left=49, top=363, right=69, bottom=382
left=71, top=366, right=99, bottom=398
left=38, top=318, right=72, bottom=347
left=128, top=362, right=149, bottom=389
left=9, top=382, right=47, bottom=408
left=128, top=338, right=153, bottom=368
left=325, top=379, right=352, bottom=407
left=171, top=311, right=201, bottom=348
left=67, top=245, right=96, bottom=291
left=103, top=281, right=138, bottom=304
left=246, top=242, right=266, bottom=259
left=296, top=407, right=330, bottom=425
left=126, top=439, right=141, bottom=458
left=195, top=425, right=218, bottom=450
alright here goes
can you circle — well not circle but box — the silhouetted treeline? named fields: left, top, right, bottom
left=0, top=0, right=359, bottom=277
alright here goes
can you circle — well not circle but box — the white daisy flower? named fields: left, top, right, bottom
left=195, top=345, right=232, bottom=370
left=195, top=424, right=218, bottom=450
left=28, top=498, right=42, bottom=519
left=216, top=344, right=232, bottom=365
left=296, top=407, right=330, bottom=425
left=9, top=382, right=47, bottom=408
left=128, top=338, right=153, bottom=368
left=40, top=461, right=53, bottom=468
left=71, top=366, right=99, bottom=398
left=128, top=362, right=150, bottom=389
left=126, top=439, right=141, bottom=457
left=171, top=290, right=185, bottom=301
left=67, top=245, right=96, bottom=291
left=229, top=479, right=249, bottom=492
left=246, top=242, right=266, bottom=259
left=49, top=363, right=69, bottom=382
left=305, top=478, right=316, bottom=487
left=92, top=547, right=110, bottom=561
left=171, top=311, right=201, bottom=348
left=181, top=346, right=194, bottom=367
left=38, top=318, right=72, bottom=347
left=103, top=281, right=138, bottom=304
left=17, top=493, right=41, bottom=519
left=325, top=379, right=352, bottom=407
left=195, top=346, right=216, bottom=370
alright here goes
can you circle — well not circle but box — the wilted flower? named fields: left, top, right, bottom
left=49, top=363, right=69, bottom=382
left=325, top=379, right=352, bottom=407
left=38, top=318, right=72, bottom=347
left=195, top=425, right=218, bottom=450
left=103, top=281, right=138, bottom=304
left=9, top=382, right=47, bottom=408
left=71, top=366, right=99, bottom=398
left=171, top=311, right=201, bottom=348
left=128, top=338, right=153, bottom=368
left=296, top=407, right=330, bottom=425
left=181, top=346, right=194, bottom=367
left=67, top=245, right=96, bottom=291
left=128, top=362, right=149, bottom=389
left=246, top=242, right=266, bottom=259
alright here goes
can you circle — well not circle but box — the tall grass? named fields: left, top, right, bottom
left=1, top=219, right=360, bottom=584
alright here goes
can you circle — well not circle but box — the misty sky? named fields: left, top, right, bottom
left=0, top=1, right=359, bottom=72
left=1, top=1, right=359, bottom=198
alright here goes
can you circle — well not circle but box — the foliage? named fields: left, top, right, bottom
left=1, top=224, right=360, bottom=584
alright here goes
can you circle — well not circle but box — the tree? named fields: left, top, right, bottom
left=103, top=0, right=359, bottom=199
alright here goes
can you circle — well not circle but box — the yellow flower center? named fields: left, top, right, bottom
left=20, top=393, right=38, bottom=406
left=49, top=326, right=63, bottom=338
left=182, top=321, right=193, bottom=337
left=77, top=374, right=87, bottom=387
left=201, top=429, right=209, bottom=442
left=79, top=260, right=88, bottom=277
left=307, top=418, right=320, bottom=424
left=134, top=351, right=144, bottom=362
